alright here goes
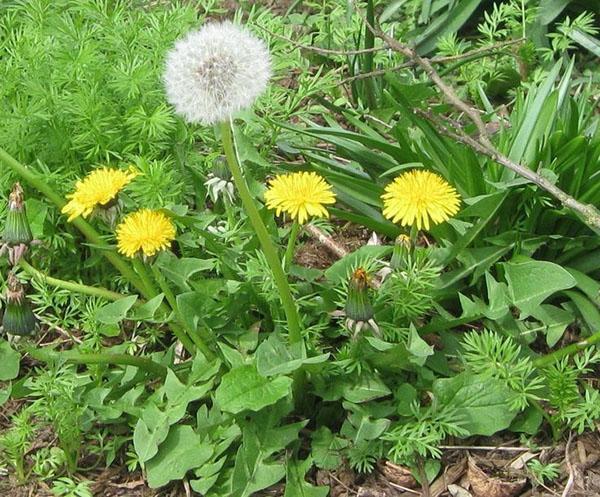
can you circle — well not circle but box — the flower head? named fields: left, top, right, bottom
left=116, top=209, right=176, bottom=258
left=62, top=167, right=137, bottom=222
left=381, top=170, right=460, bottom=230
left=164, top=21, right=271, bottom=125
left=264, top=171, right=336, bottom=224
left=345, top=267, right=379, bottom=338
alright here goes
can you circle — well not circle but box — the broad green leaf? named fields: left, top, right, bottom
left=311, top=427, right=349, bottom=470
left=407, top=325, right=434, bottom=366
left=433, top=372, right=517, bottom=436
left=231, top=428, right=286, bottom=497
left=503, top=259, right=576, bottom=316
left=95, top=295, right=138, bottom=325
left=564, top=290, right=600, bottom=332
left=256, top=334, right=305, bottom=376
left=568, top=28, right=600, bottom=58
left=343, top=373, right=391, bottom=403
left=130, top=294, right=164, bottom=321
left=284, top=457, right=329, bottom=497
left=0, top=340, right=20, bottom=381
left=215, top=365, right=293, bottom=414
left=133, top=417, right=169, bottom=463
left=538, top=0, right=571, bottom=24
left=0, top=385, right=10, bottom=407
left=146, top=425, right=213, bottom=488
left=531, top=304, right=573, bottom=347
left=156, top=254, right=216, bottom=291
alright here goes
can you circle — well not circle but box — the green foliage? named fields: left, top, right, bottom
left=527, top=459, right=560, bottom=484
left=1, top=0, right=599, bottom=494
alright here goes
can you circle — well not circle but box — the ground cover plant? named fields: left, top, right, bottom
left=0, top=0, right=599, bottom=496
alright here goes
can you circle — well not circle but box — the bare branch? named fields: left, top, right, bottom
left=343, top=38, right=525, bottom=84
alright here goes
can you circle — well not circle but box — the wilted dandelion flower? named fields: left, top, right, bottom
left=264, top=171, right=336, bottom=224
left=62, top=167, right=137, bottom=222
left=164, top=21, right=271, bottom=125
left=382, top=170, right=460, bottom=230
left=116, top=209, right=176, bottom=258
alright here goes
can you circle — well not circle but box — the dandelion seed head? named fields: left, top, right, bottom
left=164, top=21, right=271, bottom=125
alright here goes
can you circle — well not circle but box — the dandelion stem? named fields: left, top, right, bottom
left=26, top=347, right=168, bottom=378
left=284, top=222, right=301, bottom=271
left=131, top=257, right=202, bottom=356
left=18, top=259, right=129, bottom=302
left=219, top=120, right=302, bottom=343
left=534, top=330, right=600, bottom=368
left=149, top=262, right=215, bottom=359
left=0, top=146, right=148, bottom=297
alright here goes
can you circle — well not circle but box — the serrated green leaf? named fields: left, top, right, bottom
left=146, top=425, right=213, bottom=488
left=215, top=365, right=292, bottom=414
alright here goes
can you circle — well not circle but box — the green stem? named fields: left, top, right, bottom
left=19, top=259, right=128, bottom=302
left=150, top=263, right=215, bottom=359
left=130, top=257, right=197, bottom=355
left=534, top=330, right=600, bottom=368
left=132, top=257, right=160, bottom=297
left=0, top=147, right=147, bottom=297
left=27, top=347, right=168, bottom=378
left=219, top=120, right=302, bottom=343
left=284, top=222, right=301, bottom=271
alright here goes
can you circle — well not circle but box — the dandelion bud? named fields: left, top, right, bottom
left=390, top=234, right=412, bottom=270
left=1, top=183, right=34, bottom=265
left=345, top=268, right=379, bottom=337
left=2, top=273, right=38, bottom=337
left=205, top=156, right=235, bottom=204
left=164, top=21, right=272, bottom=125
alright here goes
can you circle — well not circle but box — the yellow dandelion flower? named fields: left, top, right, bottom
left=116, top=209, right=176, bottom=258
left=62, top=167, right=137, bottom=222
left=264, top=171, right=336, bottom=224
left=381, top=170, right=460, bottom=230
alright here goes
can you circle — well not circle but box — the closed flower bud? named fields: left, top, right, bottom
left=390, top=234, right=412, bottom=270
left=205, top=156, right=235, bottom=204
left=1, top=183, right=34, bottom=265
left=345, top=268, right=379, bottom=337
left=3, top=183, right=33, bottom=245
left=2, top=273, right=38, bottom=337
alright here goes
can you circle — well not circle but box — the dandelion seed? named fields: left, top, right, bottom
left=264, top=171, right=336, bottom=224
left=164, top=21, right=271, bottom=125
left=62, top=167, right=137, bottom=222
left=116, top=209, right=176, bottom=258
left=381, top=170, right=460, bottom=230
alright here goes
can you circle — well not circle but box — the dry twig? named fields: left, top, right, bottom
left=343, top=38, right=525, bottom=84
left=561, top=432, right=575, bottom=497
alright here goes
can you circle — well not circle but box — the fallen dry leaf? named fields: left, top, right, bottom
left=448, top=483, right=473, bottom=497
left=467, top=457, right=526, bottom=497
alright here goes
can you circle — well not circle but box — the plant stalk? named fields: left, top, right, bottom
left=534, top=330, right=600, bottom=368
left=19, top=259, right=128, bottom=302
left=284, top=222, right=301, bottom=270
left=150, top=262, right=215, bottom=359
left=27, top=348, right=168, bottom=378
left=219, top=120, right=302, bottom=343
